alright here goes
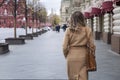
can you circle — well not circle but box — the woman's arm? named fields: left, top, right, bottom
left=87, top=27, right=96, bottom=55
left=62, top=28, right=70, bottom=58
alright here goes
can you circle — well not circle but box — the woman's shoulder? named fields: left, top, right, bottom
left=64, top=27, right=71, bottom=34
left=66, top=27, right=71, bottom=32
left=66, top=27, right=70, bottom=30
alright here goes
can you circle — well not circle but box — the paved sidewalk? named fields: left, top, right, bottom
left=0, top=29, right=120, bottom=80
left=89, top=40, right=120, bottom=80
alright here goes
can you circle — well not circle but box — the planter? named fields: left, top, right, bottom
left=5, top=38, right=25, bottom=45
left=102, top=32, right=112, bottom=44
left=27, top=33, right=33, bottom=36
left=19, top=35, right=33, bottom=40
left=44, top=30, right=47, bottom=33
left=111, top=34, right=120, bottom=54
left=41, top=30, right=47, bottom=33
left=32, top=33, right=38, bottom=37
left=36, top=31, right=41, bottom=35
left=0, top=43, right=9, bottom=54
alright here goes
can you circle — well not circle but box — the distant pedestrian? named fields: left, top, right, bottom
left=56, top=24, right=60, bottom=32
left=62, top=11, right=96, bottom=80
left=62, top=24, right=67, bottom=32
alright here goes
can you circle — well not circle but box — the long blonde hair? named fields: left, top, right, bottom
left=70, top=11, right=86, bottom=31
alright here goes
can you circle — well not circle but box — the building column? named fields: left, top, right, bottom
left=111, top=6, right=120, bottom=54
left=87, top=18, right=94, bottom=31
left=102, top=13, right=112, bottom=44
left=93, top=17, right=101, bottom=40
left=87, top=19, right=91, bottom=27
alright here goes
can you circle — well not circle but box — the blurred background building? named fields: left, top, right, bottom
left=60, top=0, right=70, bottom=25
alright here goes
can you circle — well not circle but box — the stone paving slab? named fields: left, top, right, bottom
left=0, top=30, right=120, bottom=80
left=89, top=40, right=120, bottom=80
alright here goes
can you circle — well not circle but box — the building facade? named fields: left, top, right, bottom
left=60, top=0, right=70, bottom=25
left=83, top=0, right=120, bottom=54
left=0, top=0, right=33, bottom=28
left=60, top=0, right=120, bottom=54
left=60, top=0, right=86, bottom=25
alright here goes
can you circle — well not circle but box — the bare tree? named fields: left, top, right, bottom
left=27, top=0, right=47, bottom=32
left=7, top=0, right=25, bottom=38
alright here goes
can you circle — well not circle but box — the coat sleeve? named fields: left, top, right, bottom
left=87, top=27, right=96, bottom=55
left=62, top=28, right=70, bottom=58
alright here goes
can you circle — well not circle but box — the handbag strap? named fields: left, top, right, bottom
left=85, top=27, right=96, bottom=56
left=85, top=27, right=90, bottom=43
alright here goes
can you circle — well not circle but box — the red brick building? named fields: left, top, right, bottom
left=0, top=1, right=32, bottom=28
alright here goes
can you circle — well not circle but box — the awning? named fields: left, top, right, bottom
left=91, top=7, right=101, bottom=16
left=113, top=0, right=120, bottom=6
left=113, top=0, right=120, bottom=2
left=84, top=12, right=92, bottom=19
left=102, top=1, right=114, bottom=13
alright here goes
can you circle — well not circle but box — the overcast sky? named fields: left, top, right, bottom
left=40, top=0, right=61, bottom=15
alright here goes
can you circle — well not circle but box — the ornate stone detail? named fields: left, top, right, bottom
left=113, top=7, right=120, bottom=14
left=86, top=19, right=91, bottom=27
left=93, top=17, right=99, bottom=31
left=104, top=14, right=110, bottom=32
left=113, top=14, right=120, bottom=19
left=113, top=6, right=120, bottom=34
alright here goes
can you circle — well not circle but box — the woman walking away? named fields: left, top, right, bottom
left=62, top=11, right=96, bottom=80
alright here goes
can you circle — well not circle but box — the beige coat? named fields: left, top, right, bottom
left=62, top=26, right=95, bottom=80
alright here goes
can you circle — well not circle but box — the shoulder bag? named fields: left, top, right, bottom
left=86, top=27, right=97, bottom=71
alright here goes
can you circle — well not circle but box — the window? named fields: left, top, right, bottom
left=66, top=17, right=68, bottom=21
left=66, top=8, right=68, bottom=14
